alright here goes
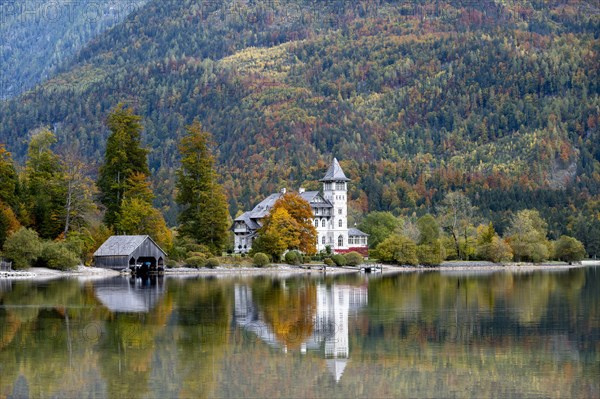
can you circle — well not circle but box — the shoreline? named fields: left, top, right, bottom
left=1, top=260, right=597, bottom=281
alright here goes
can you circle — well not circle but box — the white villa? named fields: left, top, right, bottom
left=232, top=158, right=369, bottom=255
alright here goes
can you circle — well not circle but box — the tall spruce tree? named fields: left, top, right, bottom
left=24, top=128, right=67, bottom=239
left=176, top=120, right=229, bottom=255
left=97, top=104, right=149, bottom=228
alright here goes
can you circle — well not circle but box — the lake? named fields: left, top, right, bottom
left=1, top=267, right=599, bottom=398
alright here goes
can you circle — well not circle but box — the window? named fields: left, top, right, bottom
left=338, top=219, right=343, bottom=227
left=314, top=219, right=319, bottom=227
left=322, top=219, right=326, bottom=228
left=338, top=208, right=342, bottom=215
left=338, top=235, right=344, bottom=247
left=322, top=236, right=326, bottom=244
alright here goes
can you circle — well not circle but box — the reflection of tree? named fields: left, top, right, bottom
left=166, top=278, right=232, bottom=398
left=98, top=293, right=173, bottom=399
left=252, top=278, right=317, bottom=350
left=0, top=279, right=110, bottom=397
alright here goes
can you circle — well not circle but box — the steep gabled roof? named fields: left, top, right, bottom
left=301, top=191, right=333, bottom=207
left=234, top=212, right=262, bottom=230
left=320, top=158, right=350, bottom=182
left=93, top=235, right=165, bottom=257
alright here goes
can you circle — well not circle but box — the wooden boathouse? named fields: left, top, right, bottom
left=93, top=235, right=166, bottom=273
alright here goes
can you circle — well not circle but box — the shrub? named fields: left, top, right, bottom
left=324, top=258, right=335, bottom=267
left=284, top=251, right=301, bottom=265
left=40, top=242, right=80, bottom=271
left=302, top=255, right=312, bottom=264
left=372, top=235, right=418, bottom=265
left=331, top=254, right=346, bottom=266
left=344, top=251, right=364, bottom=266
left=185, top=254, right=207, bottom=268
left=170, top=245, right=188, bottom=261
left=417, top=242, right=445, bottom=266
left=553, top=235, right=586, bottom=264
left=165, top=259, right=178, bottom=268
left=206, top=258, right=220, bottom=268
left=253, top=252, right=270, bottom=267
left=2, top=227, right=42, bottom=270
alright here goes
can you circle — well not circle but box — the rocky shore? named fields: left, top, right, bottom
left=1, top=260, right=596, bottom=280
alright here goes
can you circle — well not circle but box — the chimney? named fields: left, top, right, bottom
left=281, top=188, right=287, bottom=194
left=299, top=187, right=306, bottom=194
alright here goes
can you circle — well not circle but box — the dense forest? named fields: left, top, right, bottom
left=0, top=0, right=149, bottom=99
left=0, top=0, right=599, bottom=251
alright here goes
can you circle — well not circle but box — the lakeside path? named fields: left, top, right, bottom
left=1, top=260, right=598, bottom=280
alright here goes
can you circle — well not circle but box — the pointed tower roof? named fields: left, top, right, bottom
left=320, top=158, right=350, bottom=182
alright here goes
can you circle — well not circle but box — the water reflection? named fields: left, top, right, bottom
left=234, top=282, right=368, bottom=382
left=94, top=276, right=165, bottom=313
left=0, top=268, right=598, bottom=398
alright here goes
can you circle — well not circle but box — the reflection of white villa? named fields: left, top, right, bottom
left=232, top=159, right=369, bottom=255
left=233, top=283, right=368, bottom=382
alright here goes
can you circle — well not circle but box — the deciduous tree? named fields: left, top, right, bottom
left=505, top=209, right=550, bottom=263
left=437, top=192, right=476, bottom=260
left=268, top=192, right=317, bottom=255
left=358, top=211, right=402, bottom=249
left=553, top=235, right=586, bottom=264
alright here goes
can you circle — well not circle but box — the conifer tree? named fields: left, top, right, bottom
left=176, top=120, right=229, bottom=255
left=0, top=145, right=19, bottom=210
left=117, top=172, right=172, bottom=251
left=97, top=104, right=149, bottom=228
left=24, top=128, right=67, bottom=239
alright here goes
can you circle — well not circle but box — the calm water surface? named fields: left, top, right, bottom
left=0, top=267, right=599, bottom=398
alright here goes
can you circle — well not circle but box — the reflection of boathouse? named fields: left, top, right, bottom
left=93, top=276, right=165, bottom=313
left=233, top=282, right=368, bottom=382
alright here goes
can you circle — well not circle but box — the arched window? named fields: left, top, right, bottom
left=314, top=219, right=319, bottom=227
left=338, top=219, right=343, bottom=227
left=338, top=235, right=344, bottom=247
left=322, top=219, right=326, bottom=228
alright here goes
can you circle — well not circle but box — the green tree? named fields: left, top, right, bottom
left=358, top=211, right=402, bottom=249
left=176, top=120, right=229, bottom=255
left=416, top=214, right=444, bottom=266
left=0, top=145, right=19, bottom=210
left=505, top=210, right=550, bottom=263
left=24, top=128, right=67, bottom=239
left=553, top=235, right=586, bottom=264
left=40, top=241, right=80, bottom=271
left=476, top=223, right=513, bottom=263
left=417, top=214, right=441, bottom=244
left=2, top=227, right=43, bottom=269
left=372, top=234, right=418, bottom=265
left=97, top=104, right=149, bottom=228
left=116, top=173, right=172, bottom=252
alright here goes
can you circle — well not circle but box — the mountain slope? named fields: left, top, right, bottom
left=0, top=0, right=598, bottom=231
left=0, top=0, right=149, bottom=99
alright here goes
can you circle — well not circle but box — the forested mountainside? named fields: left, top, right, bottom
left=0, top=0, right=598, bottom=235
left=0, top=0, right=149, bottom=99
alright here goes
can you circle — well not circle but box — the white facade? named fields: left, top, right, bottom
left=233, top=158, right=368, bottom=255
